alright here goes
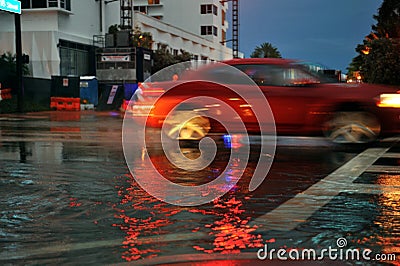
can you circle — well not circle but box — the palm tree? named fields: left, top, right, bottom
left=250, top=42, right=282, bottom=58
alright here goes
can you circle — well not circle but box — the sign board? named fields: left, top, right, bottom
left=144, top=54, right=151, bottom=61
left=80, top=81, right=89, bottom=88
left=0, top=0, right=21, bottom=14
left=101, top=55, right=130, bottom=62
left=107, top=85, right=119, bottom=104
left=63, top=78, right=69, bottom=87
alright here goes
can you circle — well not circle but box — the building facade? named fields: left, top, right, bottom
left=0, top=0, right=238, bottom=80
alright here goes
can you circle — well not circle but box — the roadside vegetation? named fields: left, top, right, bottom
left=250, top=42, right=282, bottom=58
left=347, top=0, right=400, bottom=85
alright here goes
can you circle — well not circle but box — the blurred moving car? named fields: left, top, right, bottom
left=129, top=58, right=400, bottom=144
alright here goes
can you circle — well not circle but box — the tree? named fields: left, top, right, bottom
left=131, top=26, right=153, bottom=49
left=0, top=52, right=30, bottom=89
left=372, top=0, right=400, bottom=39
left=347, top=0, right=400, bottom=85
left=359, top=38, right=400, bottom=85
left=250, top=42, right=282, bottom=58
left=152, top=44, right=192, bottom=75
left=108, top=24, right=121, bottom=35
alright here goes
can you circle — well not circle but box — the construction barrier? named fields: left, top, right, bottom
left=0, top=88, right=12, bottom=101
left=50, top=97, right=80, bottom=111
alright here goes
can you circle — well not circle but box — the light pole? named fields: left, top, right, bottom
left=15, top=12, right=24, bottom=112
left=0, top=0, right=23, bottom=111
left=220, top=0, right=239, bottom=58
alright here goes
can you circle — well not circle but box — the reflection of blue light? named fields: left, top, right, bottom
left=225, top=175, right=233, bottom=182
left=109, top=112, right=120, bottom=117
left=223, top=134, right=232, bottom=148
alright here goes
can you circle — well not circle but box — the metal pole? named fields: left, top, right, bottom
left=14, top=13, right=24, bottom=113
left=232, top=0, right=239, bottom=58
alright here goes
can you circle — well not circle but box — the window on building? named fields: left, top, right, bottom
left=33, top=0, right=47, bottom=8
left=173, top=49, right=179, bottom=56
left=213, top=5, right=218, bottom=15
left=21, top=0, right=30, bottom=9
left=134, top=6, right=147, bottom=14
left=222, top=10, right=226, bottom=25
left=200, top=4, right=217, bottom=15
left=21, top=0, right=71, bottom=11
left=201, top=26, right=218, bottom=36
left=148, top=0, right=160, bottom=4
left=59, top=40, right=93, bottom=76
left=65, top=0, right=71, bottom=11
left=201, top=26, right=213, bottom=36
left=48, top=0, right=58, bottom=7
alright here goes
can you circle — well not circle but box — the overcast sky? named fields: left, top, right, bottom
left=228, top=0, right=383, bottom=72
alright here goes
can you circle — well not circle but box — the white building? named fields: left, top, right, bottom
left=0, top=0, right=101, bottom=79
left=0, top=0, right=238, bottom=80
left=131, top=0, right=232, bottom=60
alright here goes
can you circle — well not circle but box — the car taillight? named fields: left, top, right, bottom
left=128, top=84, right=165, bottom=117
left=138, top=83, right=165, bottom=98
left=377, top=93, right=400, bottom=108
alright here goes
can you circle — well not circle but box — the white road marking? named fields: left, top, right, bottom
left=250, top=147, right=391, bottom=231
left=366, top=165, right=400, bottom=174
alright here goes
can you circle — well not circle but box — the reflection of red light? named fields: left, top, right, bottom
left=191, top=197, right=265, bottom=255
left=68, top=197, right=82, bottom=207
left=113, top=174, right=183, bottom=261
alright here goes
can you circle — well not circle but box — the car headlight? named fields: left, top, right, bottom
left=377, top=94, right=400, bottom=108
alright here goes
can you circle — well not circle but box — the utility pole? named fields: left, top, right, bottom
left=15, top=13, right=24, bottom=112
left=231, top=0, right=239, bottom=58
left=220, top=0, right=239, bottom=58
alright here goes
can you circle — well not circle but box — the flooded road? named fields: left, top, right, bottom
left=0, top=111, right=398, bottom=265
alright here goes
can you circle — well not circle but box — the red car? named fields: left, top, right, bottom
left=129, top=58, right=400, bottom=143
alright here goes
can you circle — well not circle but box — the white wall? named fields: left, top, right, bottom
left=134, top=12, right=238, bottom=61
left=0, top=0, right=104, bottom=78
left=0, top=0, right=239, bottom=79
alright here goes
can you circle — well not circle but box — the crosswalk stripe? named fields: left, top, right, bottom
left=250, top=147, right=391, bottom=231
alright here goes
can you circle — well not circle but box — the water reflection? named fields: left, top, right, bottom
left=375, top=174, right=400, bottom=256
left=114, top=139, right=348, bottom=262
left=190, top=197, right=266, bottom=255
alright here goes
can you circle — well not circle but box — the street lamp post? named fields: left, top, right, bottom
left=15, top=12, right=24, bottom=113
left=0, top=0, right=23, bottom=112
left=220, top=0, right=239, bottom=58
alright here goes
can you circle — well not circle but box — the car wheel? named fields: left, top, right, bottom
left=323, top=112, right=381, bottom=144
left=163, top=110, right=211, bottom=140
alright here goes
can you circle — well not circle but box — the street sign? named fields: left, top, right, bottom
left=0, top=0, right=21, bottom=14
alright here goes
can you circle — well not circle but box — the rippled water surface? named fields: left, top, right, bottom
left=0, top=112, right=398, bottom=265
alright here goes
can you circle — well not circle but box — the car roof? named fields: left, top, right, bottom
left=222, top=58, right=297, bottom=66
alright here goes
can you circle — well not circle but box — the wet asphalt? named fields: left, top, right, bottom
left=0, top=111, right=399, bottom=265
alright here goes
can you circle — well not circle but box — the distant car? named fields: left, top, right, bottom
left=129, top=58, right=400, bottom=143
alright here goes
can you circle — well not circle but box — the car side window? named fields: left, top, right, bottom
left=234, top=64, right=319, bottom=87
left=234, top=64, right=285, bottom=86
left=201, top=66, right=251, bottom=84
left=281, top=68, right=319, bottom=86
